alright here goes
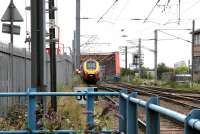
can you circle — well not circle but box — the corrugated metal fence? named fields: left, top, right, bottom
left=0, top=41, right=72, bottom=116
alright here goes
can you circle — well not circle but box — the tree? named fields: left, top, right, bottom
left=157, top=63, right=172, bottom=80
left=175, top=65, right=188, bottom=74
left=120, top=68, right=135, bottom=76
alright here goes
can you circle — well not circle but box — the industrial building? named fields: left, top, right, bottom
left=192, top=29, right=200, bottom=82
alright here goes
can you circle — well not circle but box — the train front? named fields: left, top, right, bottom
left=82, top=60, right=100, bottom=84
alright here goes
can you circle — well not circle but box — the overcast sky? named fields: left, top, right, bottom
left=0, top=0, right=200, bottom=69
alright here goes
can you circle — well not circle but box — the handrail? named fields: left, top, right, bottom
left=120, top=91, right=200, bottom=134
left=121, top=92, right=186, bottom=122
left=0, top=88, right=119, bottom=134
left=0, top=88, right=199, bottom=134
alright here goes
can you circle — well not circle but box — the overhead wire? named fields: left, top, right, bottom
left=182, top=0, right=200, bottom=14
left=144, top=0, right=161, bottom=23
left=114, top=0, right=130, bottom=21
left=97, top=0, right=119, bottom=23
left=158, top=30, right=191, bottom=43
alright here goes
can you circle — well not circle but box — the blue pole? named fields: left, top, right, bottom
left=119, top=89, right=127, bottom=133
left=86, top=88, right=94, bottom=127
left=27, top=88, right=36, bottom=130
left=127, top=92, right=138, bottom=134
left=146, top=97, right=160, bottom=134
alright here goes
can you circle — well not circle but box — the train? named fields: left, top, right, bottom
left=81, top=59, right=100, bottom=84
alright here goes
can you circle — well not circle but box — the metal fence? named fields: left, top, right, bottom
left=0, top=42, right=72, bottom=116
left=46, top=54, right=73, bottom=88
left=120, top=90, right=200, bottom=134
left=0, top=88, right=199, bottom=133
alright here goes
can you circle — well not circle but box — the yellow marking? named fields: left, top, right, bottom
left=83, top=60, right=100, bottom=75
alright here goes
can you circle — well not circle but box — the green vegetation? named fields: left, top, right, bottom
left=120, top=68, right=135, bottom=76
left=119, top=62, right=200, bottom=92
left=0, top=105, right=26, bottom=130
left=122, top=77, right=200, bottom=92
left=72, top=74, right=84, bottom=86
left=174, top=64, right=189, bottom=74
left=159, top=81, right=200, bottom=91
left=157, top=63, right=173, bottom=80
left=120, top=64, right=200, bottom=92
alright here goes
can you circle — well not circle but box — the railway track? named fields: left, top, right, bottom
left=99, top=82, right=200, bottom=109
left=97, top=82, right=200, bottom=134
left=102, top=95, right=146, bottom=133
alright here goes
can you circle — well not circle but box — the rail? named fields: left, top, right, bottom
left=0, top=88, right=199, bottom=133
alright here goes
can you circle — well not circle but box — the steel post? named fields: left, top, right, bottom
left=76, top=0, right=80, bottom=69
left=49, top=0, right=57, bottom=112
left=127, top=92, right=138, bottom=134
left=138, top=38, right=141, bottom=78
left=154, top=30, right=158, bottom=81
left=24, top=48, right=26, bottom=90
left=73, top=31, right=76, bottom=70
left=31, top=0, right=45, bottom=103
left=86, top=88, right=94, bottom=127
left=191, top=20, right=195, bottom=82
left=10, top=0, right=14, bottom=92
left=146, top=97, right=160, bottom=134
left=119, top=89, right=127, bottom=133
left=28, top=88, right=36, bottom=130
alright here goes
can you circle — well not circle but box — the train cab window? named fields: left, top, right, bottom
left=86, top=61, right=96, bottom=69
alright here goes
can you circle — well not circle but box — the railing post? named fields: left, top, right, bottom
left=146, top=97, right=160, bottom=134
left=28, top=88, right=36, bottom=130
left=127, top=92, right=138, bottom=134
left=184, top=109, right=200, bottom=134
left=119, top=89, right=127, bottom=133
left=86, top=87, right=94, bottom=127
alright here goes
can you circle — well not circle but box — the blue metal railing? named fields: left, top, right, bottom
left=0, top=88, right=119, bottom=134
left=120, top=90, right=200, bottom=134
left=0, top=88, right=199, bottom=134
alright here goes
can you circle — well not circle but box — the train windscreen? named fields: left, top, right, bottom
left=86, top=61, right=96, bottom=70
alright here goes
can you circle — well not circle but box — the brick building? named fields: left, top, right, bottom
left=192, top=29, right=200, bottom=82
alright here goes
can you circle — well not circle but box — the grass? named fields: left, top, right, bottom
left=94, top=99, right=118, bottom=130
left=121, top=76, right=200, bottom=92
left=0, top=105, right=27, bottom=130
left=56, top=86, right=85, bottom=130
left=0, top=74, right=119, bottom=132
left=160, top=81, right=200, bottom=92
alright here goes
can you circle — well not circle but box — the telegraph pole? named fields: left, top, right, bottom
left=138, top=38, right=142, bottom=78
left=72, top=39, right=75, bottom=70
left=125, top=46, right=128, bottom=72
left=49, top=0, right=57, bottom=111
left=154, top=30, right=158, bottom=80
left=191, top=20, right=195, bottom=82
left=73, top=31, right=76, bottom=70
left=31, top=0, right=45, bottom=100
left=76, top=0, right=80, bottom=69
left=10, top=0, right=14, bottom=91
